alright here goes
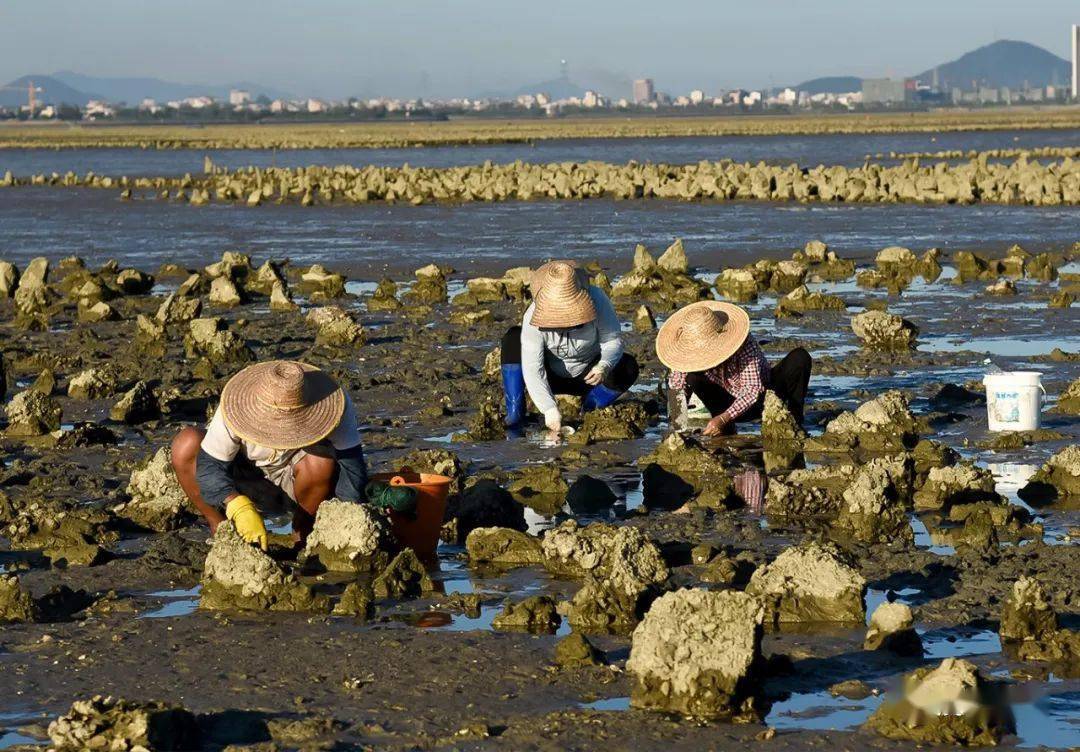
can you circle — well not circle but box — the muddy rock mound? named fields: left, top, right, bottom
left=999, top=576, right=1080, bottom=669
left=541, top=521, right=666, bottom=585
left=300, top=499, right=393, bottom=572
left=764, top=464, right=857, bottom=518
left=809, top=390, right=917, bottom=452
left=834, top=457, right=912, bottom=544
left=570, top=400, right=655, bottom=444
left=760, top=391, right=806, bottom=446
left=714, top=267, right=760, bottom=302
left=775, top=284, right=846, bottom=317
left=1057, top=376, right=1080, bottom=414
left=3, top=388, right=62, bottom=437
left=544, top=521, right=669, bottom=632
left=372, top=548, right=435, bottom=599
left=184, top=317, right=252, bottom=365
left=863, top=658, right=1012, bottom=745
left=1018, top=445, right=1080, bottom=504
left=626, top=589, right=765, bottom=720
left=638, top=432, right=735, bottom=509
left=864, top=601, right=923, bottom=656
left=200, top=522, right=330, bottom=612
left=492, top=595, right=561, bottom=633
left=407, top=264, right=448, bottom=304
left=1, top=497, right=112, bottom=566
left=306, top=305, right=366, bottom=348
left=746, top=542, right=866, bottom=626
left=850, top=310, right=918, bottom=351
left=298, top=263, right=346, bottom=300
left=555, top=632, right=606, bottom=668
left=366, top=278, right=403, bottom=312
left=0, top=574, right=40, bottom=622
left=914, top=461, right=1000, bottom=511
left=48, top=695, right=200, bottom=751
left=114, top=446, right=193, bottom=532
left=110, top=380, right=161, bottom=424
left=465, top=527, right=543, bottom=566
left=508, top=464, right=568, bottom=512
left=67, top=367, right=118, bottom=400
left=0, top=260, right=18, bottom=299
left=156, top=291, right=202, bottom=326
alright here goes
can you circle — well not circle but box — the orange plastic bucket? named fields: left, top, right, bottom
left=369, top=472, right=451, bottom=559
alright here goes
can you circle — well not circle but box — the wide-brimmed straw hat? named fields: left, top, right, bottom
left=220, top=360, right=345, bottom=450
left=655, top=301, right=751, bottom=372
left=530, top=260, right=597, bottom=329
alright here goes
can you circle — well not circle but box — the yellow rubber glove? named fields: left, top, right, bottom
left=225, top=495, right=268, bottom=551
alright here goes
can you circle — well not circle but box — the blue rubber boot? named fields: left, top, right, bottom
left=502, top=365, right=526, bottom=427
left=583, top=383, right=621, bottom=412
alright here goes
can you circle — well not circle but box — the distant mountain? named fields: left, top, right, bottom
left=791, top=76, right=862, bottom=95
left=50, top=71, right=294, bottom=105
left=0, top=74, right=96, bottom=108
left=914, top=39, right=1069, bottom=90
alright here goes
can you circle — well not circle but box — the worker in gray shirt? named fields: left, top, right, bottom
left=500, top=261, right=639, bottom=434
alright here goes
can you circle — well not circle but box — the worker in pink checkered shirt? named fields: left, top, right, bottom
left=656, top=301, right=812, bottom=437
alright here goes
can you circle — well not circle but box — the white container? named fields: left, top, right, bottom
left=982, top=371, right=1045, bottom=432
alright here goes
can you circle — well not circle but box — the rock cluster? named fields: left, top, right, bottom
left=300, top=499, right=393, bottom=572
left=998, top=576, right=1080, bottom=668
left=864, top=601, right=923, bottom=656
left=745, top=542, right=866, bottom=625
left=114, top=447, right=192, bottom=531
left=863, top=658, right=1012, bottom=745
left=542, top=521, right=669, bottom=632
left=48, top=696, right=201, bottom=752
left=21, top=155, right=1080, bottom=208
left=200, top=522, right=330, bottom=612
left=850, top=310, right=919, bottom=350
left=809, top=390, right=918, bottom=452
left=465, top=527, right=543, bottom=566
left=1018, top=445, right=1080, bottom=504
left=626, top=589, right=765, bottom=719
left=3, top=388, right=62, bottom=437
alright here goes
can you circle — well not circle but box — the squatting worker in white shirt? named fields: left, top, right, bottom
left=170, top=360, right=367, bottom=549
left=499, top=261, right=639, bottom=436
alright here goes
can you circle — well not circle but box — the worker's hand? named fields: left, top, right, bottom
left=225, top=495, right=268, bottom=551
left=583, top=364, right=608, bottom=387
left=543, top=407, right=562, bottom=434
left=702, top=414, right=731, bottom=437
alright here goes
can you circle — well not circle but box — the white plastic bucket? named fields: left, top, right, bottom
left=982, top=371, right=1045, bottom=432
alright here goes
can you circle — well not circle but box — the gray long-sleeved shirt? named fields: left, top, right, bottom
left=521, top=285, right=624, bottom=415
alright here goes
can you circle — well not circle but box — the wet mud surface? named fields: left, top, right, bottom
left=0, top=237, right=1079, bottom=749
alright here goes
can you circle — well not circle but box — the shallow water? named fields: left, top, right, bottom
left=3, top=188, right=1079, bottom=275
left=3, top=128, right=1077, bottom=177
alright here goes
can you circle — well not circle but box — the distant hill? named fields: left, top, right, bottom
left=791, top=76, right=862, bottom=95
left=914, top=39, right=1069, bottom=90
left=50, top=71, right=294, bottom=105
left=0, top=74, right=96, bottom=108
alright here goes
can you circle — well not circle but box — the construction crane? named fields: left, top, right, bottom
left=0, top=80, right=45, bottom=117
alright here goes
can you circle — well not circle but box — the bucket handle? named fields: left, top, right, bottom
left=1038, top=383, right=1047, bottom=407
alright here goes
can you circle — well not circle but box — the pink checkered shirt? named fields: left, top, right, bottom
left=668, top=335, right=770, bottom=422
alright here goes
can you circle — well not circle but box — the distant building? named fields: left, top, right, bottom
left=689, top=89, right=705, bottom=105
left=861, top=78, right=911, bottom=105
left=229, top=89, right=251, bottom=106
left=582, top=90, right=600, bottom=108
left=632, top=78, right=654, bottom=104
left=1072, top=24, right=1079, bottom=99
left=306, top=98, right=327, bottom=113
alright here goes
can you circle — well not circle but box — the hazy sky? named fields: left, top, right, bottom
left=0, top=1, right=1076, bottom=98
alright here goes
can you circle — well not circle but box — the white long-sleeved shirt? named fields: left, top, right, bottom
left=520, top=285, right=624, bottom=415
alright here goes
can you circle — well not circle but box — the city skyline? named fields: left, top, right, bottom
left=0, top=1, right=1077, bottom=100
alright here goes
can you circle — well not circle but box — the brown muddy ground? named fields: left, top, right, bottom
left=0, top=246, right=1078, bottom=750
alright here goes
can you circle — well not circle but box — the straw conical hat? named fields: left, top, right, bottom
left=655, top=301, right=751, bottom=372
left=220, top=360, right=345, bottom=450
left=530, top=261, right=597, bottom=329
